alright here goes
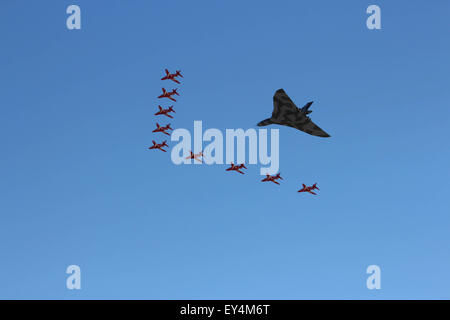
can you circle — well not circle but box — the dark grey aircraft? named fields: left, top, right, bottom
left=257, top=89, right=331, bottom=138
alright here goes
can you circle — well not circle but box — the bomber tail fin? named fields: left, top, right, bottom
left=301, top=101, right=313, bottom=114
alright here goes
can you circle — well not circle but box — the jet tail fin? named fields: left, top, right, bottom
left=301, top=101, right=313, bottom=114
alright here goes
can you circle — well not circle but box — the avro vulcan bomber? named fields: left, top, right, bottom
left=257, top=89, right=330, bottom=138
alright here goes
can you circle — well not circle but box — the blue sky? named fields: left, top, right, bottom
left=0, top=0, right=449, bottom=299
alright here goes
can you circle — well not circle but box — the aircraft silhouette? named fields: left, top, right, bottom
left=154, top=105, right=175, bottom=118
left=152, top=123, right=173, bottom=136
left=226, top=163, right=247, bottom=174
left=161, top=69, right=183, bottom=84
left=158, top=88, right=179, bottom=102
left=148, top=140, right=168, bottom=152
left=185, top=150, right=204, bottom=163
left=297, top=183, right=320, bottom=195
left=261, top=173, right=283, bottom=185
left=258, top=89, right=330, bottom=137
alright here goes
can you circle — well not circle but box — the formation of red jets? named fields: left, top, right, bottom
left=149, top=68, right=321, bottom=195
left=149, top=69, right=183, bottom=152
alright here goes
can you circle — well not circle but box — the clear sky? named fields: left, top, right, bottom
left=0, top=0, right=449, bottom=299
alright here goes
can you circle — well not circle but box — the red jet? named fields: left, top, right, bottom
left=161, top=69, right=183, bottom=84
left=152, top=123, right=173, bottom=136
left=154, top=105, right=175, bottom=118
left=226, top=163, right=247, bottom=174
left=158, top=88, right=179, bottom=102
left=297, top=183, right=320, bottom=195
left=185, top=150, right=204, bottom=163
left=148, top=140, right=168, bottom=152
left=261, top=173, right=283, bottom=185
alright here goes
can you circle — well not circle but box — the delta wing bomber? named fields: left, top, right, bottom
left=257, top=89, right=331, bottom=138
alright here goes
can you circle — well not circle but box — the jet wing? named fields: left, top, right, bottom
left=271, top=89, right=299, bottom=122
left=286, top=114, right=331, bottom=137
left=271, top=89, right=331, bottom=137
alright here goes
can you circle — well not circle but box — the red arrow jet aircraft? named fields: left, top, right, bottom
left=158, top=88, right=179, bottom=102
left=154, top=105, right=175, bottom=118
left=297, top=183, right=320, bottom=195
left=261, top=173, right=283, bottom=185
left=226, top=163, right=247, bottom=174
left=148, top=140, right=168, bottom=152
left=185, top=150, right=204, bottom=163
left=152, top=123, right=173, bottom=136
left=161, top=69, right=183, bottom=84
